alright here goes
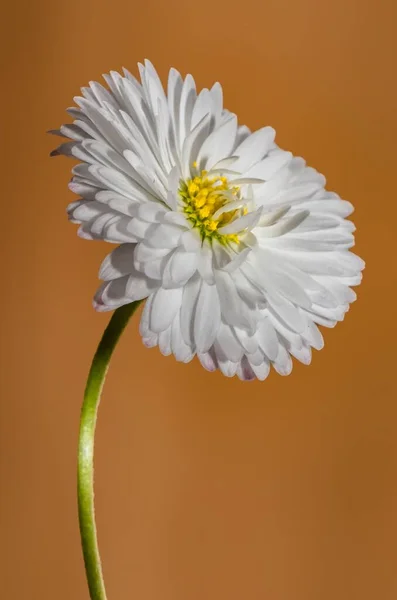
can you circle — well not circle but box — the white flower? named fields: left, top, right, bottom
left=52, top=59, right=364, bottom=381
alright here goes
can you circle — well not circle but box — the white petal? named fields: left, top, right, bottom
left=137, top=202, right=167, bottom=223
left=257, top=318, right=279, bottom=361
left=69, top=181, right=99, bottom=199
left=162, top=248, right=198, bottom=287
left=171, top=312, right=194, bottom=362
left=211, top=156, right=239, bottom=170
left=159, top=327, right=172, bottom=356
left=246, top=348, right=264, bottom=367
left=198, top=115, right=237, bottom=170
left=236, top=357, right=256, bottom=381
left=69, top=199, right=108, bottom=223
left=315, top=276, right=357, bottom=304
left=233, top=327, right=258, bottom=354
left=93, top=278, right=129, bottom=312
left=267, top=292, right=307, bottom=333
left=234, top=125, right=251, bottom=149
left=243, top=256, right=312, bottom=310
left=166, top=166, right=181, bottom=210
left=299, top=199, right=354, bottom=217
left=139, top=295, right=152, bottom=336
left=181, top=229, right=202, bottom=252
left=134, top=242, right=170, bottom=264
left=57, top=124, right=86, bottom=141
left=180, top=275, right=201, bottom=346
left=167, top=68, right=183, bottom=156
left=273, top=345, right=293, bottom=376
left=257, top=250, right=337, bottom=308
left=232, top=127, right=275, bottom=172
left=228, top=177, right=265, bottom=185
left=179, top=74, right=197, bottom=149
left=198, top=351, right=218, bottom=372
left=268, top=313, right=302, bottom=348
left=122, top=151, right=166, bottom=200
left=222, top=247, right=251, bottom=273
left=126, top=218, right=153, bottom=240
left=279, top=250, right=364, bottom=277
left=51, top=141, right=77, bottom=157
left=243, top=150, right=292, bottom=180
left=263, top=267, right=312, bottom=309
left=213, top=199, right=246, bottom=220
left=212, top=241, right=233, bottom=269
left=95, top=190, right=138, bottom=216
left=99, top=244, right=136, bottom=280
left=191, top=88, right=213, bottom=130
left=218, top=358, right=239, bottom=378
left=215, top=324, right=244, bottom=362
left=289, top=344, right=312, bottom=365
left=258, top=206, right=291, bottom=227
left=248, top=358, right=270, bottom=381
left=235, top=271, right=264, bottom=306
left=218, top=207, right=263, bottom=235
left=258, top=211, right=309, bottom=238
left=74, top=100, right=128, bottom=153
left=268, top=235, right=354, bottom=253
left=140, top=255, right=169, bottom=279
left=299, top=313, right=324, bottom=350
left=146, top=223, right=183, bottom=249
left=197, top=240, right=215, bottom=283
left=210, top=82, right=223, bottom=125
left=163, top=211, right=190, bottom=227
left=82, top=213, right=136, bottom=244
left=215, top=270, right=253, bottom=330
left=126, top=270, right=159, bottom=300
left=182, top=114, right=211, bottom=178
left=142, top=331, right=158, bottom=348
left=142, top=60, right=167, bottom=113
left=194, top=281, right=221, bottom=352
left=309, top=302, right=347, bottom=322
left=150, top=287, right=183, bottom=333
left=291, top=213, right=345, bottom=233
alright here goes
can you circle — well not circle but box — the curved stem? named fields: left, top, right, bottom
left=78, top=301, right=142, bottom=600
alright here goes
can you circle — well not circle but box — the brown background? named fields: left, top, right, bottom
left=1, top=0, right=397, bottom=598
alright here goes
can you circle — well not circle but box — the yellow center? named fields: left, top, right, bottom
left=179, top=165, right=247, bottom=245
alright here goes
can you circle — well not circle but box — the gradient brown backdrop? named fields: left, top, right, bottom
left=1, top=0, right=396, bottom=598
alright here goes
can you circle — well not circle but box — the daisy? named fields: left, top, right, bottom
left=51, top=59, right=364, bottom=381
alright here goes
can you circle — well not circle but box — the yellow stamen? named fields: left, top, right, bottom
left=188, top=182, right=199, bottom=195
left=205, top=220, right=218, bottom=231
left=178, top=165, right=247, bottom=245
left=199, top=206, right=211, bottom=219
left=195, top=194, right=207, bottom=208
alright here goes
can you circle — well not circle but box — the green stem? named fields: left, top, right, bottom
left=78, top=301, right=142, bottom=600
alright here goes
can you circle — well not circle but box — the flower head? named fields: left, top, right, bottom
left=52, top=60, right=364, bottom=381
